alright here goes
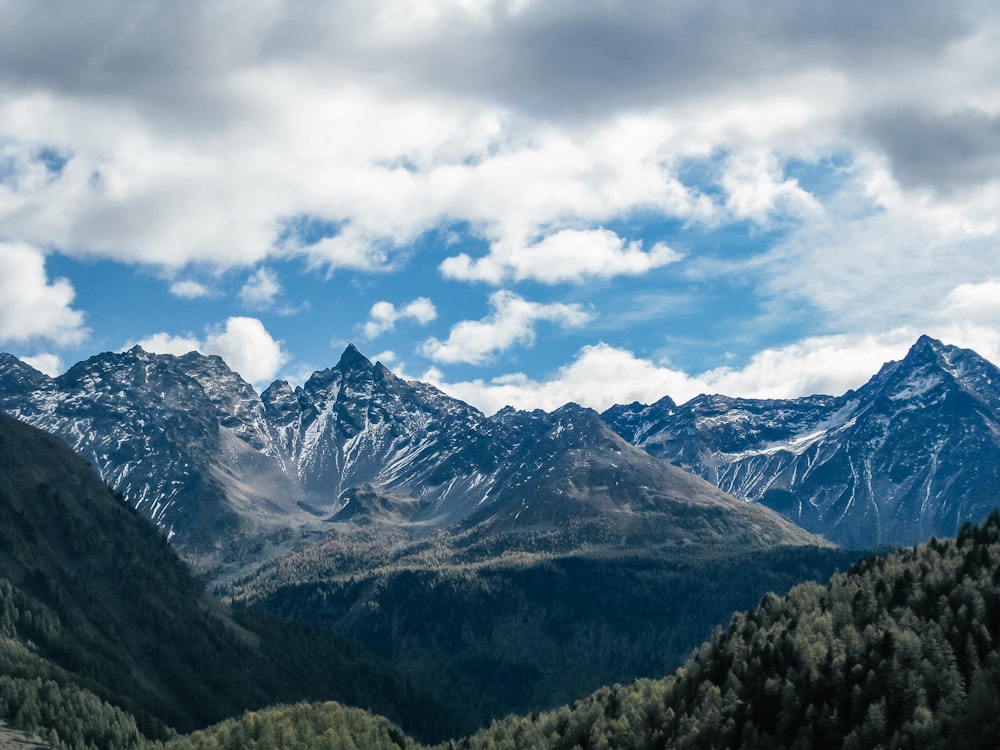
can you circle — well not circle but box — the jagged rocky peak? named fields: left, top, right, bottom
left=338, top=342, right=375, bottom=371
left=63, top=346, right=263, bottom=424
left=602, top=334, right=1000, bottom=548
left=0, top=352, right=47, bottom=378
left=863, top=335, right=999, bottom=408
left=261, top=378, right=298, bottom=412
left=11, top=335, right=998, bottom=564
left=299, top=344, right=372, bottom=398
left=0, top=353, right=52, bottom=396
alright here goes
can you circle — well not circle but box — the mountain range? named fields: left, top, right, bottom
left=2, top=335, right=999, bottom=568
left=0, top=343, right=818, bottom=580
left=3, top=399, right=995, bottom=747
left=604, top=335, right=1000, bottom=548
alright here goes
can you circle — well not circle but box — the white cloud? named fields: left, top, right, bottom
left=0, top=241, right=87, bottom=346
left=131, top=332, right=202, bottom=357
left=239, top=267, right=282, bottom=310
left=421, top=290, right=591, bottom=365
left=745, top=152, right=1000, bottom=337
left=204, top=317, right=288, bottom=385
left=426, top=332, right=927, bottom=415
left=923, top=279, right=1000, bottom=365
left=169, top=279, right=212, bottom=299
left=20, top=352, right=62, bottom=376
left=720, top=150, right=822, bottom=224
left=440, top=228, right=683, bottom=284
left=698, top=332, right=918, bottom=399
left=426, top=302, right=1000, bottom=415
left=940, top=279, right=1000, bottom=325
left=426, top=343, right=697, bottom=414
left=0, top=2, right=993, bottom=307
left=362, top=297, right=437, bottom=339
left=130, top=317, right=287, bottom=386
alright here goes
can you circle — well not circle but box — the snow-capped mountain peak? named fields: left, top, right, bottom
left=603, top=336, right=1000, bottom=547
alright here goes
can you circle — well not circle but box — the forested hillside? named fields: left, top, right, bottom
left=0, top=413, right=448, bottom=747
left=244, top=545, right=855, bottom=735
left=175, top=512, right=1000, bottom=749
left=452, top=512, right=1000, bottom=749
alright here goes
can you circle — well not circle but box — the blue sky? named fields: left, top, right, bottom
left=2, top=1, right=1000, bottom=414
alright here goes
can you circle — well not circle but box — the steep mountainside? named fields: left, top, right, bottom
left=242, top=542, right=854, bottom=737
left=0, top=412, right=451, bottom=746
left=604, top=336, right=1000, bottom=548
left=0, top=345, right=819, bottom=578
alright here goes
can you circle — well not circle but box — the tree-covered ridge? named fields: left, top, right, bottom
left=168, top=702, right=416, bottom=750
left=0, top=576, right=147, bottom=749
left=451, top=512, right=1000, bottom=749
left=169, top=512, right=1000, bottom=750
left=246, top=546, right=856, bottom=738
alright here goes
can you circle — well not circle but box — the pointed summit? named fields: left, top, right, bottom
left=901, top=334, right=948, bottom=364
left=874, top=335, right=1000, bottom=407
left=336, top=343, right=374, bottom=372
left=912, top=333, right=943, bottom=350
left=605, top=335, right=1000, bottom=548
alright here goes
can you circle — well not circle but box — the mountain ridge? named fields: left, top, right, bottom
left=4, top=335, right=996, bottom=561
left=603, top=335, right=1000, bottom=547
left=0, top=344, right=819, bottom=581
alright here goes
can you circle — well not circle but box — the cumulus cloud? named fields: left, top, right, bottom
left=940, top=279, right=1000, bottom=325
left=204, top=317, right=287, bottom=384
left=3, top=0, right=970, bottom=276
left=0, top=241, right=87, bottom=346
left=698, top=332, right=918, bottom=399
left=720, top=150, right=822, bottom=224
left=427, top=293, right=1000, bottom=415
left=239, top=267, right=282, bottom=310
left=426, top=343, right=698, bottom=414
left=169, top=279, right=212, bottom=299
left=130, top=317, right=287, bottom=386
left=363, top=297, right=437, bottom=339
left=20, top=352, right=63, bottom=376
left=440, top=228, right=683, bottom=284
left=929, top=279, right=1000, bottom=364
left=421, top=290, right=591, bottom=365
